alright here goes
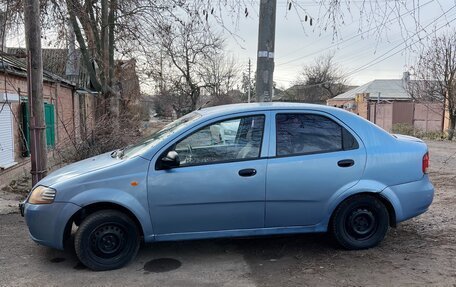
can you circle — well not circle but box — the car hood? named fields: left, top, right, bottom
left=37, top=151, right=122, bottom=188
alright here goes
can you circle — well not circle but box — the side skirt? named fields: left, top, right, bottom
left=146, top=224, right=328, bottom=243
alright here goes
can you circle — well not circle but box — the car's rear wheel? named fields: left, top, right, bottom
left=331, top=195, right=389, bottom=250
left=74, top=210, right=140, bottom=271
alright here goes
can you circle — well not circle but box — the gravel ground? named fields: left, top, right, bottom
left=0, top=140, right=455, bottom=286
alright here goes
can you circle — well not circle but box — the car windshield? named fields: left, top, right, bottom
left=119, top=112, right=202, bottom=158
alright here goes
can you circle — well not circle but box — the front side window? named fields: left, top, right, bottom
left=173, top=115, right=265, bottom=166
left=276, top=113, right=357, bottom=156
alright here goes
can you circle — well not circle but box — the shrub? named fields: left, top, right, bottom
left=417, top=130, right=446, bottom=140
left=391, top=123, right=447, bottom=140
left=391, top=123, right=416, bottom=136
left=51, top=114, right=150, bottom=165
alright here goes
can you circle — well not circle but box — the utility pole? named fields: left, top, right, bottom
left=0, top=11, right=6, bottom=52
left=247, top=58, right=251, bottom=103
left=255, top=0, right=277, bottom=102
left=24, top=0, right=47, bottom=185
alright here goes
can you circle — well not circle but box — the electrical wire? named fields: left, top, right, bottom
left=276, top=0, right=435, bottom=66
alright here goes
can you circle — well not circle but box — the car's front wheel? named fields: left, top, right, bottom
left=74, top=210, right=140, bottom=271
left=331, top=195, right=389, bottom=250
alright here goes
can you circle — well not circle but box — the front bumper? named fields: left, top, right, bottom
left=23, top=202, right=80, bottom=250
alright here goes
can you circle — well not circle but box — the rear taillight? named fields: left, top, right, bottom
left=422, top=152, right=430, bottom=174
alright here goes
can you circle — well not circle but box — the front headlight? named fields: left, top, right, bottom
left=28, top=186, right=56, bottom=204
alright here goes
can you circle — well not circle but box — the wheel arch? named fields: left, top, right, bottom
left=63, top=202, right=146, bottom=248
left=328, top=192, right=397, bottom=229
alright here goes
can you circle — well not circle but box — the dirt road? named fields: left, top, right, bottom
left=0, top=140, right=455, bottom=286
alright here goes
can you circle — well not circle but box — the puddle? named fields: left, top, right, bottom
left=50, top=257, right=66, bottom=263
left=144, top=258, right=182, bottom=273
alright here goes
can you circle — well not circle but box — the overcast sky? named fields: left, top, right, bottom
left=5, top=0, right=456, bottom=91
left=221, top=0, right=456, bottom=89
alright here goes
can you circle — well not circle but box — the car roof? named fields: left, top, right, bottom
left=198, top=102, right=341, bottom=117
left=197, top=102, right=395, bottom=147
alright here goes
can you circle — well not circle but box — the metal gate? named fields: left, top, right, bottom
left=392, top=102, right=414, bottom=125
left=0, top=103, right=16, bottom=168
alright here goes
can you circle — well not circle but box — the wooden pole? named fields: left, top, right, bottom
left=255, top=0, right=277, bottom=102
left=24, top=0, right=47, bottom=185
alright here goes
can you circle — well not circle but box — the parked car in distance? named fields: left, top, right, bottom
left=20, top=103, right=434, bottom=271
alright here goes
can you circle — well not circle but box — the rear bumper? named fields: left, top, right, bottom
left=24, top=202, right=80, bottom=250
left=380, top=175, right=434, bottom=223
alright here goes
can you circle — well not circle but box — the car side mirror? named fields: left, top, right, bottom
left=160, top=151, right=180, bottom=169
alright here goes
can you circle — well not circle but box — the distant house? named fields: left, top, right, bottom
left=278, top=83, right=354, bottom=104
left=327, top=72, right=448, bottom=133
left=0, top=50, right=97, bottom=186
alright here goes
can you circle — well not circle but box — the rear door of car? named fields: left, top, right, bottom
left=265, top=110, right=367, bottom=227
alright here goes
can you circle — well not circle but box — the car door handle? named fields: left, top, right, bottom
left=238, top=168, right=257, bottom=177
left=338, top=159, right=355, bottom=167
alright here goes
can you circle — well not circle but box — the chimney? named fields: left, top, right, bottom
left=0, top=11, right=6, bottom=52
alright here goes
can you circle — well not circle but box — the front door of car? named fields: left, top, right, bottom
left=147, top=113, right=270, bottom=237
left=265, top=111, right=367, bottom=227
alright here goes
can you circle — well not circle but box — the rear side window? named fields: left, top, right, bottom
left=276, top=113, right=358, bottom=156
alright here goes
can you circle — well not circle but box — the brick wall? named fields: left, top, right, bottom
left=0, top=73, right=83, bottom=166
left=1, top=71, right=99, bottom=186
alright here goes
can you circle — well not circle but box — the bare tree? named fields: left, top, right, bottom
left=150, top=20, right=224, bottom=116
left=302, top=53, right=347, bottom=97
left=5, top=0, right=187, bottom=117
left=200, top=54, right=241, bottom=105
left=409, top=32, right=456, bottom=140
left=283, top=53, right=348, bottom=103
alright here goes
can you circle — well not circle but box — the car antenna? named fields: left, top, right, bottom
left=197, top=100, right=211, bottom=110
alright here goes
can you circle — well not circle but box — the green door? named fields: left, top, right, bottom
left=44, top=103, right=55, bottom=148
left=21, top=102, right=55, bottom=156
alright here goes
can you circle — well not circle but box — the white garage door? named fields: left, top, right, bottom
left=0, top=103, right=16, bottom=169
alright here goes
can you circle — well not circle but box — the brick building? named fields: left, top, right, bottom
left=0, top=52, right=96, bottom=185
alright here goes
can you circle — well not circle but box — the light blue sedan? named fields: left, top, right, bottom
left=21, top=103, right=434, bottom=270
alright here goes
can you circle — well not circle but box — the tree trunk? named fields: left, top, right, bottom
left=448, top=114, right=456, bottom=140
left=66, top=0, right=101, bottom=92
left=108, top=0, right=119, bottom=123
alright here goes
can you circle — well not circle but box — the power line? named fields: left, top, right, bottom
left=276, top=0, right=435, bottom=66
left=342, top=6, right=456, bottom=78
left=280, top=13, right=456, bottom=90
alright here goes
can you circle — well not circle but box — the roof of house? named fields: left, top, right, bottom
left=332, top=79, right=411, bottom=100
left=0, top=51, right=75, bottom=87
left=7, top=47, right=82, bottom=77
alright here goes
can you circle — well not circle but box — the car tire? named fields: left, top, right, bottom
left=74, top=210, right=140, bottom=271
left=331, top=195, right=389, bottom=250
